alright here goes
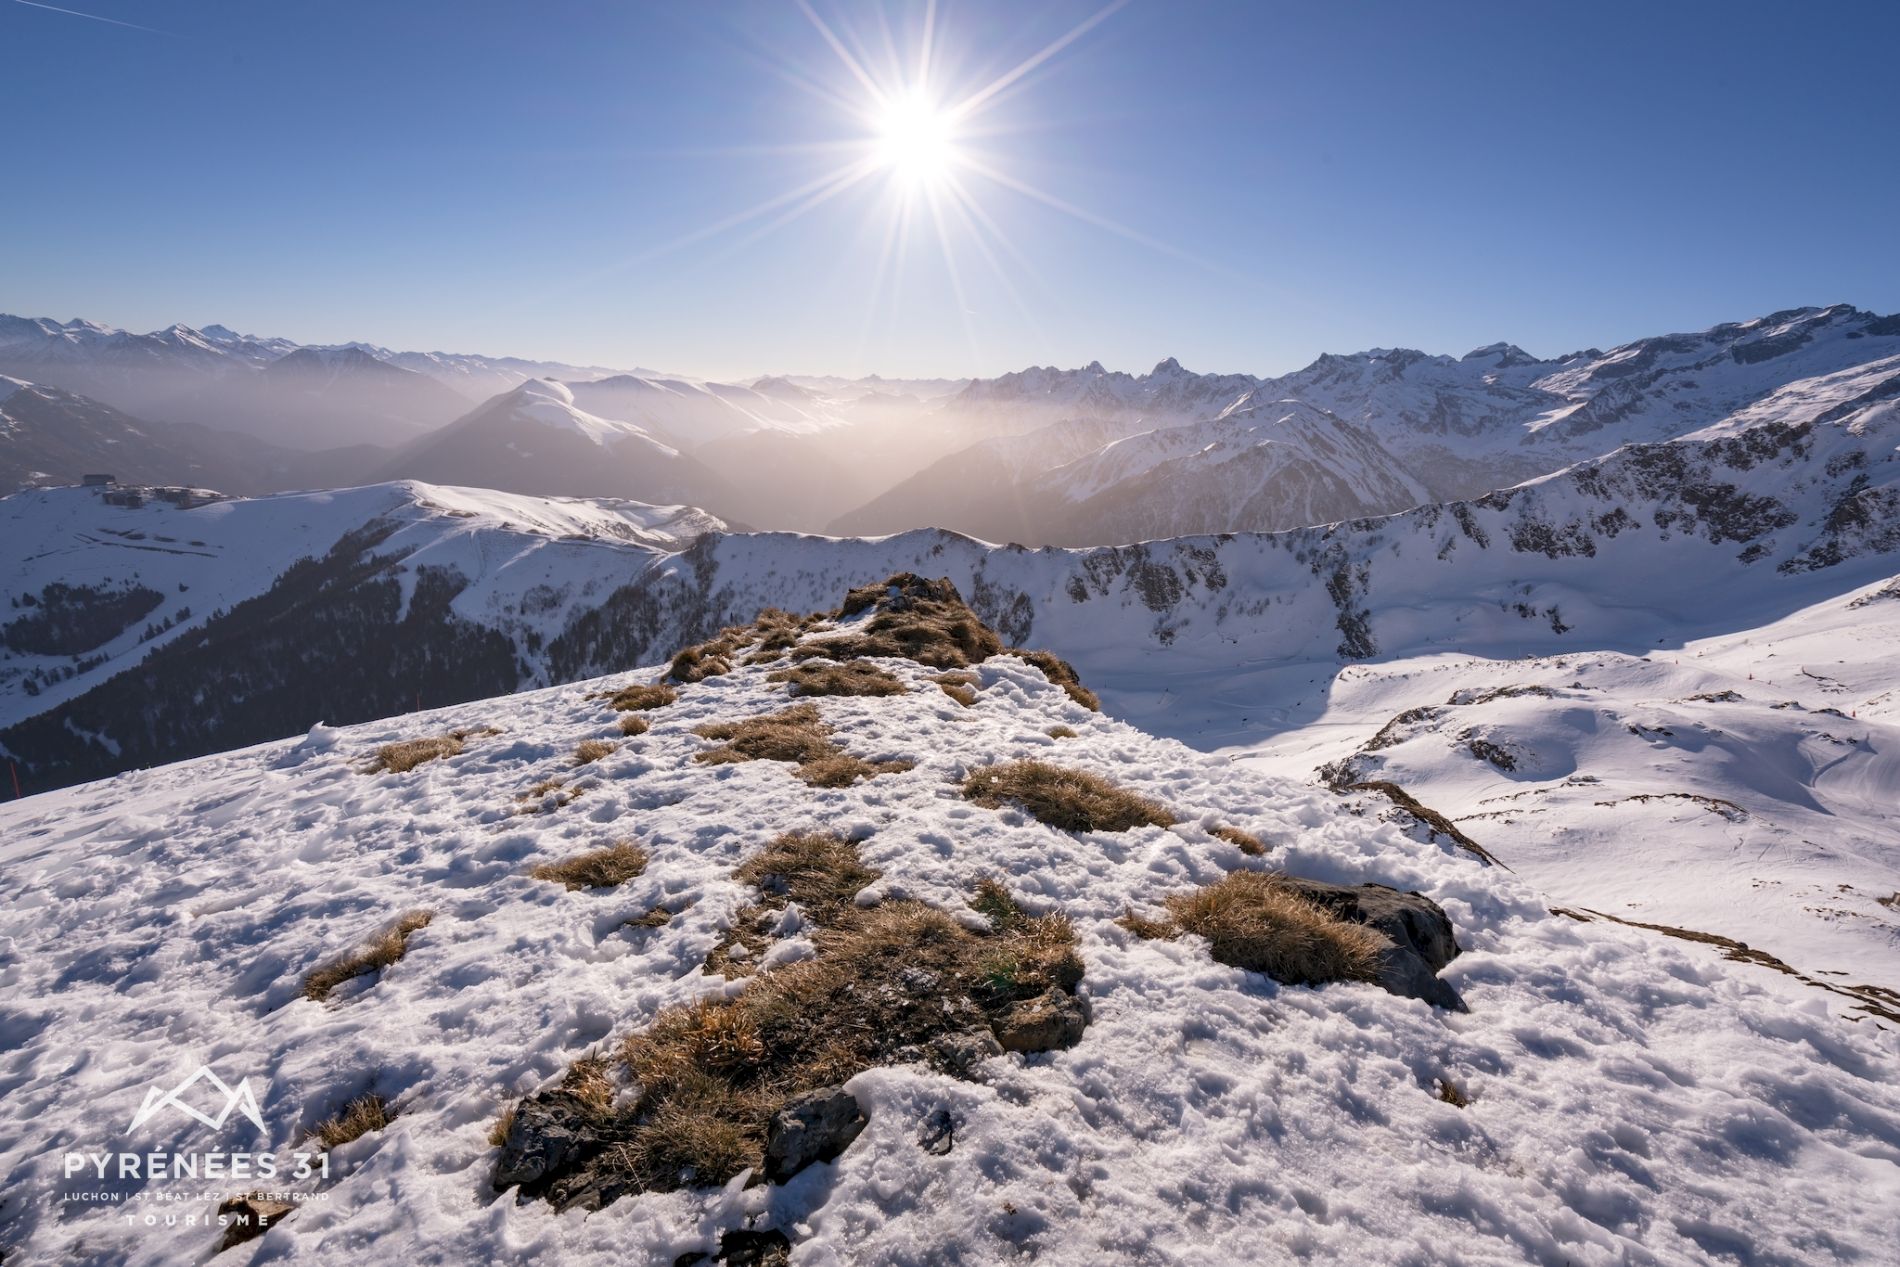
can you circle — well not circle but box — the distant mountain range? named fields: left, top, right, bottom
left=0, top=315, right=636, bottom=448
left=834, top=304, right=1900, bottom=541
left=5, top=304, right=1897, bottom=547
left=4, top=320, right=1894, bottom=793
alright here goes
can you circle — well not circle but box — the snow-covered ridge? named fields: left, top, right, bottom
left=0, top=581, right=1895, bottom=1264
left=0, top=481, right=725, bottom=731
left=5, top=358, right=1896, bottom=797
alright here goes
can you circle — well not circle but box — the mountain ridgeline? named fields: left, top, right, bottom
left=5, top=303, right=1895, bottom=543
left=3, top=325, right=1894, bottom=793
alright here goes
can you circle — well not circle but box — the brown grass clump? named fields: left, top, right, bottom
left=768, top=659, right=909, bottom=698
left=694, top=704, right=911, bottom=787
left=302, top=910, right=434, bottom=1002
left=574, top=738, right=618, bottom=765
left=799, top=574, right=1003, bottom=670
left=1436, top=1077, right=1471, bottom=1108
left=567, top=877, right=1081, bottom=1201
left=1211, top=824, right=1267, bottom=856
left=962, top=760, right=1175, bottom=833
left=696, top=703, right=834, bottom=765
left=618, top=714, right=650, bottom=737
left=1046, top=725, right=1077, bottom=739
left=929, top=671, right=979, bottom=707
left=1163, top=872, right=1384, bottom=987
left=561, top=1055, right=617, bottom=1112
left=1116, top=909, right=1179, bottom=941
left=515, top=777, right=584, bottom=813
left=667, top=639, right=737, bottom=684
left=625, top=906, right=673, bottom=930
left=312, top=1094, right=393, bottom=1149
left=488, top=1104, right=518, bottom=1148
left=372, top=735, right=463, bottom=773
left=506, top=849, right=1087, bottom=1209
left=532, top=840, right=650, bottom=891
left=710, top=831, right=880, bottom=975
left=609, top=682, right=677, bottom=712
left=367, top=725, right=498, bottom=774
left=1012, top=649, right=1101, bottom=712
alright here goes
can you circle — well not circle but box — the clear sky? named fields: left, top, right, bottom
left=6, top=0, right=1898, bottom=380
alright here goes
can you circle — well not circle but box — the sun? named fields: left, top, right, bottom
left=872, top=92, right=957, bottom=187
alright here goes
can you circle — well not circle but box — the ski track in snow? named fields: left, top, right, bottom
left=2, top=638, right=1898, bottom=1265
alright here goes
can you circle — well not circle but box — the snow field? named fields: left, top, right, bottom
left=2, top=630, right=1898, bottom=1264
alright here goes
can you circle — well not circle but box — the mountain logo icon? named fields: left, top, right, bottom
left=127, top=1066, right=267, bottom=1135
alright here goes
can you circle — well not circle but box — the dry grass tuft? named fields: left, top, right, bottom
left=574, top=738, right=618, bottom=765
left=929, top=671, right=979, bottom=707
left=562, top=1055, right=617, bottom=1112
left=1116, top=909, right=1180, bottom=941
left=710, top=831, right=880, bottom=974
left=1211, top=824, right=1267, bottom=856
left=618, top=714, right=650, bottom=737
left=738, top=831, right=882, bottom=924
left=580, top=875, right=1082, bottom=1199
left=1012, top=649, right=1101, bottom=711
left=367, top=725, right=498, bottom=774
left=1046, top=725, right=1077, bottom=739
left=312, top=1094, right=392, bottom=1149
left=302, top=910, right=434, bottom=1002
left=625, top=906, right=673, bottom=930
left=1163, top=872, right=1384, bottom=987
left=667, top=640, right=736, bottom=684
left=515, top=777, right=584, bottom=813
left=532, top=840, right=649, bottom=891
left=696, top=703, right=833, bottom=765
left=769, top=659, right=909, bottom=698
left=969, top=877, right=1026, bottom=931
left=694, top=704, right=910, bottom=787
left=800, top=574, right=1002, bottom=670
left=609, top=682, right=677, bottom=712
left=488, top=1104, right=517, bottom=1148
left=1436, top=1077, right=1471, bottom=1108
left=372, top=735, right=463, bottom=774
left=962, top=760, right=1175, bottom=833
left=510, top=849, right=1086, bottom=1208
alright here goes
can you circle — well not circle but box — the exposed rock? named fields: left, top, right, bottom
left=675, top=1228, right=793, bottom=1267
left=216, top=1193, right=294, bottom=1251
left=1275, top=878, right=1466, bottom=1011
left=991, top=990, right=1089, bottom=1052
left=924, top=1028, right=1004, bottom=1077
left=493, top=1089, right=609, bottom=1197
left=763, top=1087, right=867, bottom=1182
left=920, top=1107, right=956, bottom=1155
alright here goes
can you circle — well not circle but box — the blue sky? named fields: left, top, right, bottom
left=6, top=0, right=1897, bottom=379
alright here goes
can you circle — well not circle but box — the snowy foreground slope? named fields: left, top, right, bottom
left=2, top=587, right=1898, bottom=1266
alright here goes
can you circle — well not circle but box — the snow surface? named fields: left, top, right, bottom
left=1227, top=572, right=1900, bottom=997
left=504, top=379, right=682, bottom=455
left=3, top=632, right=1899, bottom=1265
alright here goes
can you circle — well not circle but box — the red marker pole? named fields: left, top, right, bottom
left=8, top=761, right=20, bottom=800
